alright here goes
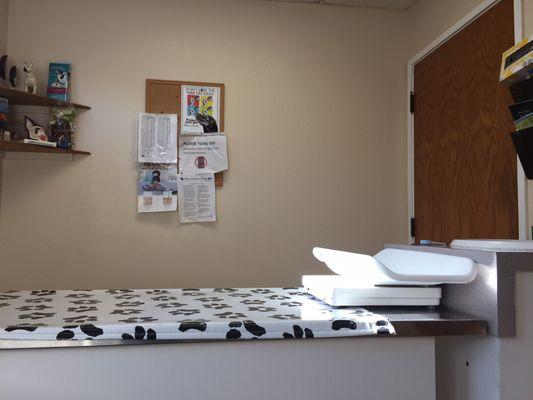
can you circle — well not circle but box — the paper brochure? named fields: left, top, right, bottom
left=178, top=173, right=216, bottom=223
left=137, top=113, right=177, bottom=163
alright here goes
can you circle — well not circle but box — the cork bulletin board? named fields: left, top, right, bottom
left=145, top=79, right=225, bottom=187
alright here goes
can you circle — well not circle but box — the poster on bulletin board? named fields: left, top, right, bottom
left=181, top=85, right=221, bottom=134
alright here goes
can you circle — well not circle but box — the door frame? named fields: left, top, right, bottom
left=407, top=0, right=526, bottom=243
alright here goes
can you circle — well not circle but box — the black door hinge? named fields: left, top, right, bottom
left=410, top=217, right=416, bottom=238
left=410, top=91, right=415, bottom=114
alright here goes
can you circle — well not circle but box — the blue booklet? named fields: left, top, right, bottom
left=47, top=63, right=71, bottom=101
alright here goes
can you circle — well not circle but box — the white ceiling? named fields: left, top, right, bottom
left=266, top=0, right=417, bottom=10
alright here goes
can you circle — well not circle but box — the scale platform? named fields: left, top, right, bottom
left=303, top=275, right=441, bottom=306
left=304, top=247, right=478, bottom=307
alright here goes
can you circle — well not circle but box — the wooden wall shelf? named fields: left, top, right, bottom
left=0, top=142, right=90, bottom=155
left=0, top=87, right=91, bottom=110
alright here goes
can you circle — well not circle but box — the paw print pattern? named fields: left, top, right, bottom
left=203, top=302, right=230, bottom=310
left=18, top=312, right=56, bottom=320
left=114, top=294, right=141, bottom=300
left=155, top=302, right=187, bottom=309
left=228, top=292, right=252, bottom=298
left=68, top=299, right=102, bottom=305
left=250, top=289, right=273, bottom=294
left=24, top=298, right=52, bottom=304
left=118, top=316, right=158, bottom=324
left=122, top=325, right=156, bottom=340
left=195, top=297, right=223, bottom=303
left=146, top=289, right=169, bottom=295
left=110, top=308, right=144, bottom=316
left=280, top=301, right=302, bottom=308
left=30, top=290, right=56, bottom=297
left=240, top=299, right=265, bottom=305
left=270, top=314, right=301, bottom=320
left=214, top=312, right=247, bottom=319
left=247, top=306, right=276, bottom=313
left=0, top=294, right=20, bottom=300
left=105, top=289, right=134, bottom=295
left=150, top=295, right=177, bottom=302
left=67, top=306, right=98, bottom=313
left=0, top=287, right=391, bottom=340
left=115, top=301, right=145, bottom=308
left=65, top=293, right=93, bottom=299
left=168, top=309, right=201, bottom=316
left=213, top=288, right=238, bottom=293
left=283, top=325, right=314, bottom=339
left=16, top=304, right=52, bottom=312
left=266, top=294, right=291, bottom=301
left=63, top=315, right=98, bottom=323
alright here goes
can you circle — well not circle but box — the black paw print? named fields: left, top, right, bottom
left=16, top=304, right=52, bottom=312
left=283, top=325, right=314, bottom=339
left=24, top=298, right=53, bottom=304
left=150, top=295, right=177, bottom=302
left=240, top=299, right=265, bottom=305
left=270, top=314, right=301, bottom=320
left=146, top=289, right=169, bottom=295
left=195, top=297, right=224, bottom=303
left=266, top=295, right=291, bottom=301
left=250, top=289, right=273, bottom=294
left=68, top=299, right=102, bottom=305
left=30, top=290, right=56, bottom=297
left=168, top=308, right=201, bottom=316
left=280, top=301, right=302, bottom=308
left=105, top=289, right=134, bottom=294
left=155, top=302, right=187, bottom=309
left=214, top=312, right=247, bottom=319
left=228, top=293, right=252, bottom=298
left=115, top=301, right=145, bottom=307
left=65, top=293, right=93, bottom=299
left=213, top=288, right=238, bottom=293
left=114, top=294, right=141, bottom=300
left=122, top=325, right=157, bottom=340
left=111, top=308, right=144, bottom=316
left=118, top=316, right=158, bottom=323
left=181, top=291, right=206, bottom=297
left=203, top=302, right=230, bottom=310
left=63, top=315, right=98, bottom=323
left=19, top=312, right=56, bottom=320
left=0, top=294, right=20, bottom=300
left=248, top=306, right=276, bottom=313
left=67, top=306, right=98, bottom=313
left=5, top=324, right=41, bottom=332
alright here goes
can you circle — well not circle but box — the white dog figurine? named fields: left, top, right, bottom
left=22, top=61, right=37, bottom=94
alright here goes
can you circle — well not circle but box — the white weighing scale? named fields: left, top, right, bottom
left=303, top=247, right=479, bottom=306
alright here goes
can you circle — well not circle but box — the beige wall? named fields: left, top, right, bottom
left=0, top=0, right=409, bottom=289
left=0, top=0, right=7, bottom=55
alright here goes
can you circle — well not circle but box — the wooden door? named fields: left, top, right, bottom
left=413, top=0, right=517, bottom=244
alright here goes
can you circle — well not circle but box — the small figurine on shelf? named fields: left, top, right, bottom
left=22, top=61, right=37, bottom=94
left=49, top=107, right=76, bottom=149
left=24, top=116, right=48, bottom=141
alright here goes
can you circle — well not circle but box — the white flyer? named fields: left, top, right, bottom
left=178, top=173, right=216, bottom=223
left=181, top=85, right=221, bottom=134
left=137, top=165, right=178, bottom=213
left=179, top=134, right=228, bottom=174
left=137, top=113, right=177, bottom=163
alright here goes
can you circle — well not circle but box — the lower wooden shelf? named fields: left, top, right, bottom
left=0, top=141, right=91, bottom=155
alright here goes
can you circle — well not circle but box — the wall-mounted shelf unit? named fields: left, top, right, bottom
left=0, top=141, right=91, bottom=155
left=0, top=87, right=91, bottom=110
left=0, top=86, right=92, bottom=157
